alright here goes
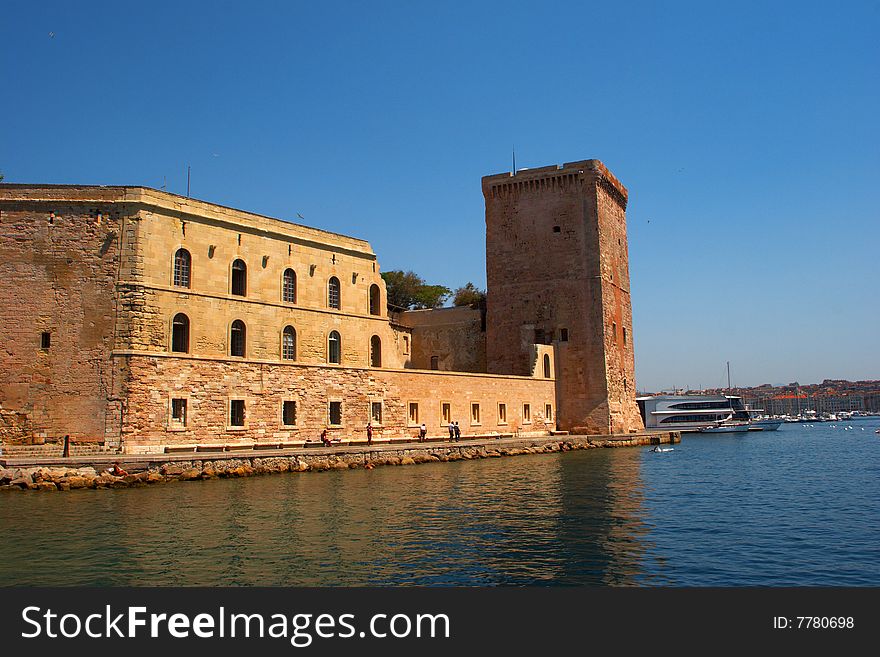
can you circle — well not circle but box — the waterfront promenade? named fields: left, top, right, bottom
left=0, top=431, right=679, bottom=491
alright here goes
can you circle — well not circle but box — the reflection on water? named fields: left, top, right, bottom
left=2, top=419, right=879, bottom=586
left=0, top=450, right=649, bottom=586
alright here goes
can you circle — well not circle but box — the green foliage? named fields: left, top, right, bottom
left=452, top=282, right=486, bottom=308
left=381, top=270, right=451, bottom=310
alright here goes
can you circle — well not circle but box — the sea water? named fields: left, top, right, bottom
left=1, top=418, right=878, bottom=586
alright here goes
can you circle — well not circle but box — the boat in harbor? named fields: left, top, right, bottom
left=699, top=422, right=751, bottom=433
left=637, top=393, right=782, bottom=432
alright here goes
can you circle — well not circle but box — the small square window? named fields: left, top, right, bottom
left=282, top=400, right=297, bottom=426
left=40, top=332, right=51, bottom=350
left=329, top=401, right=343, bottom=426
left=230, top=400, right=245, bottom=427
left=171, top=398, right=187, bottom=426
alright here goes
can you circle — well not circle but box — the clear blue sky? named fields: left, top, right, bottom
left=2, top=1, right=878, bottom=391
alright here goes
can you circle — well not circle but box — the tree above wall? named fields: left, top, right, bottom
left=452, top=282, right=486, bottom=308
left=381, top=270, right=451, bottom=310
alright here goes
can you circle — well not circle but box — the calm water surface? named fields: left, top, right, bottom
left=2, top=419, right=879, bottom=586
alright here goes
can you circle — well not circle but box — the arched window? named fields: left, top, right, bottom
left=543, top=354, right=551, bottom=378
left=282, top=325, right=296, bottom=360
left=328, top=276, right=340, bottom=309
left=283, top=268, right=296, bottom=303
left=328, top=330, right=341, bottom=364
left=370, top=335, right=381, bottom=367
left=171, top=313, right=189, bottom=353
left=369, top=284, right=381, bottom=316
left=231, top=259, right=247, bottom=296
left=173, top=249, right=191, bottom=288
left=230, top=320, right=246, bottom=357
left=430, top=355, right=439, bottom=370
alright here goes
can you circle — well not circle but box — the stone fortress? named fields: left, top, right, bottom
left=0, top=159, right=643, bottom=454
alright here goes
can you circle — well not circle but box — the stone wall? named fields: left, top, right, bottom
left=0, top=190, right=125, bottom=443
left=119, top=354, right=557, bottom=452
left=398, top=305, right=486, bottom=372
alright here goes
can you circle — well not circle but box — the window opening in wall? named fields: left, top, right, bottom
left=623, top=327, right=627, bottom=346
left=498, top=403, right=507, bottom=424
left=441, top=402, right=451, bottom=425
left=612, top=322, right=617, bottom=341
left=553, top=225, right=561, bottom=233
left=230, top=320, right=246, bottom=357
left=371, top=402, right=383, bottom=424
left=329, top=401, right=342, bottom=426
left=471, top=403, right=481, bottom=424
left=545, top=404, right=553, bottom=421
left=534, top=328, right=546, bottom=344
left=171, top=314, right=189, bottom=353
left=523, top=403, right=531, bottom=423
left=369, top=284, right=381, bottom=315
left=370, top=335, right=382, bottom=367
left=282, top=400, right=297, bottom=426
left=430, top=355, right=439, bottom=370
left=328, top=276, right=341, bottom=309
left=408, top=402, right=419, bottom=424
left=171, top=398, right=187, bottom=426
left=283, top=268, right=297, bottom=303
left=328, top=330, right=341, bottom=364
left=543, top=354, right=551, bottom=378
left=403, top=335, right=410, bottom=355
left=40, top=332, right=51, bottom=350
left=560, top=328, right=569, bottom=342
left=282, top=326, right=296, bottom=360
left=231, top=259, right=247, bottom=296
left=173, top=249, right=191, bottom=288
left=230, top=400, right=245, bottom=427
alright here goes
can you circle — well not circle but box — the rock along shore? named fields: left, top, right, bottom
left=0, top=432, right=678, bottom=492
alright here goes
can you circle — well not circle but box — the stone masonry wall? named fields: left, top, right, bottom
left=0, top=191, right=125, bottom=443
left=398, top=306, right=487, bottom=372
left=120, top=354, right=557, bottom=453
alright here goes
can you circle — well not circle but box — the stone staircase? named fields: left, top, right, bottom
left=0, top=443, right=120, bottom=459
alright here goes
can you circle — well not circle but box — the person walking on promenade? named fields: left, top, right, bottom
left=448, top=422, right=455, bottom=441
left=419, top=423, right=427, bottom=441
left=366, top=422, right=373, bottom=446
left=321, top=428, right=331, bottom=447
left=454, top=421, right=461, bottom=441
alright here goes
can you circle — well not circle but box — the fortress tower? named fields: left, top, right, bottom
left=482, top=160, right=644, bottom=435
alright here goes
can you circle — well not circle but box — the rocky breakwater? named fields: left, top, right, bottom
left=0, top=433, right=678, bottom=492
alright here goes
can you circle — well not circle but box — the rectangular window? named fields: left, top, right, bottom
left=441, top=402, right=451, bottom=425
left=471, top=403, right=481, bottom=425
left=408, top=402, right=419, bottom=425
left=230, top=399, right=245, bottom=427
left=282, top=400, right=297, bottom=426
left=40, top=331, right=51, bottom=350
left=171, top=398, right=187, bottom=426
left=612, top=322, right=617, bottom=341
left=498, top=403, right=507, bottom=424
left=560, top=328, right=569, bottom=342
left=403, top=335, right=410, bottom=355
left=329, top=401, right=342, bottom=426
left=623, top=327, right=627, bottom=345
left=371, top=401, right=383, bottom=424
left=523, top=403, right=531, bottom=423
left=545, top=404, right=552, bottom=421
left=430, top=355, right=439, bottom=370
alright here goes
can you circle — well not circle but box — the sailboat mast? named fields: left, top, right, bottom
left=727, top=361, right=731, bottom=391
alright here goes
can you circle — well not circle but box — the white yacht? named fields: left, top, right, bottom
left=637, top=395, right=735, bottom=431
